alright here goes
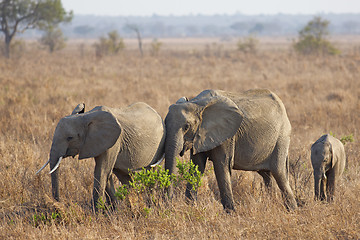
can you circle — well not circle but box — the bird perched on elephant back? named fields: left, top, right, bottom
left=311, top=134, right=346, bottom=202
left=164, top=89, right=297, bottom=211
left=37, top=102, right=165, bottom=209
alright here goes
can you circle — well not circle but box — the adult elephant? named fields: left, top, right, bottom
left=37, top=102, right=165, bottom=208
left=164, top=89, right=297, bottom=211
left=311, top=134, right=346, bottom=202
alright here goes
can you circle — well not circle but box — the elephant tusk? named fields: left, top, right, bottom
left=322, top=172, right=327, bottom=180
left=49, top=156, right=63, bottom=174
left=36, top=159, right=50, bottom=175
left=150, top=155, right=165, bottom=168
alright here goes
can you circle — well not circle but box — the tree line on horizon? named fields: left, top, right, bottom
left=0, top=0, right=356, bottom=58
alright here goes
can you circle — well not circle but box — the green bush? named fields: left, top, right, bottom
left=114, top=159, right=203, bottom=205
left=150, top=38, right=162, bottom=56
left=39, top=25, right=66, bottom=53
left=176, top=160, right=203, bottom=191
left=340, top=134, right=354, bottom=145
left=237, top=35, right=258, bottom=54
left=94, top=30, right=125, bottom=57
left=293, top=16, right=340, bottom=55
left=329, top=132, right=354, bottom=145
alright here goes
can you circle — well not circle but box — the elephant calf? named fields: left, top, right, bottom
left=311, top=134, right=346, bottom=202
left=37, top=102, right=165, bottom=208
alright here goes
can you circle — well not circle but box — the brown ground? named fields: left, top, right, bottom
left=0, top=38, right=359, bottom=239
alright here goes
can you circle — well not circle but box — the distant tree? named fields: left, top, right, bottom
left=74, top=25, right=94, bottom=36
left=342, top=21, right=360, bottom=34
left=93, top=30, right=125, bottom=58
left=0, top=0, right=73, bottom=58
left=150, top=38, right=162, bottom=56
left=293, top=16, right=340, bottom=55
left=230, top=22, right=252, bottom=35
left=39, top=24, right=65, bottom=52
left=237, top=35, right=258, bottom=54
left=186, top=25, right=199, bottom=36
left=249, top=23, right=264, bottom=34
left=126, top=24, right=143, bottom=57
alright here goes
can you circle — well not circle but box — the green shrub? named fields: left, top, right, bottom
left=94, top=30, right=125, bottom=57
left=293, top=16, right=340, bottom=55
left=150, top=38, right=162, bottom=56
left=237, top=35, right=258, bottom=54
left=32, top=211, right=61, bottom=227
left=115, top=159, right=203, bottom=205
left=329, top=132, right=354, bottom=145
left=39, top=25, right=66, bottom=53
left=176, top=160, right=203, bottom=191
left=340, top=134, right=354, bottom=145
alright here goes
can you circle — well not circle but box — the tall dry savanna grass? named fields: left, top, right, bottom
left=0, top=37, right=359, bottom=239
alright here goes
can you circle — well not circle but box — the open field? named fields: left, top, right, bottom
left=0, top=38, right=359, bottom=239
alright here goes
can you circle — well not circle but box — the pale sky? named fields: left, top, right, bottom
left=61, top=0, right=360, bottom=16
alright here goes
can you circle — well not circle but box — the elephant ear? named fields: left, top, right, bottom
left=327, top=142, right=333, bottom=168
left=328, top=137, right=343, bottom=169
left=79, top=109, right=121, bottom=159
left=193, top=96, right=243, bottom=154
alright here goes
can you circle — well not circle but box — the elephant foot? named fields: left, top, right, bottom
left=284, top=197, right=298, bottom=211
left=221, top=198, right=235, bottom=213
left=185, top=187, right=198, bottom=202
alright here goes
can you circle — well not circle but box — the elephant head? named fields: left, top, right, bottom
left=36, top=105, right=121, bottom=201
left=311, top=138, right=334, bottom=200
left=164, top=92, right=243, bottom=175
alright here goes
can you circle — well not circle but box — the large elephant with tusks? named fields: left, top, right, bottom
left=37, top=103, right=165, bottom=209
left=164, top=89, right=297, bottom=211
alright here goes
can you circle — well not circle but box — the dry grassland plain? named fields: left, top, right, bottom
left=0, top=37, right=359, bottom=239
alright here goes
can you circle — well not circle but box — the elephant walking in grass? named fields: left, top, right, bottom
left=311, top=134, right=346, bottom=202
left=37, top=103, right=165, bottom=208
left=164, top=89, right=297, bottom=211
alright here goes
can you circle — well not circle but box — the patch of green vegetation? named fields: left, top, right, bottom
left=114, top=159, right=204, bottom=211
left=293, top=16, right=340, bottom=55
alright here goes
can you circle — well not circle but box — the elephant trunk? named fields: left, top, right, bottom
left=49, top=150, right=63, bottom=201
left=164, top=129, right=183, bottom=175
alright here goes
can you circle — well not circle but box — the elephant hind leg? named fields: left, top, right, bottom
left=113, top=168, right=131, bottom=185
left=272, top=170, right=297, bottom=210
left=270, top=138, right=297, bottom=210
left=258, top=170, right=273, bottom=190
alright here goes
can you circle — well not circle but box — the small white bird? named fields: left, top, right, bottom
left=71, top=103, right=85, bottom=115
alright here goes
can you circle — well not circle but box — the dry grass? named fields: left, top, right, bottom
left=0, top=39, right=359, bottom=239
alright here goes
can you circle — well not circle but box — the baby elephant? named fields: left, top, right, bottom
left=311, top=134, right=346, bottom=202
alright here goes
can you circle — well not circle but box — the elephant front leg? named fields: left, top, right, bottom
left=326, top=170, right=336, bottom=202
left=105, top=176, right=118, bottom=207
left=92, top=158, right=113, bottom=211
left=210, top=143, right=235, bottom=212
left=320, top=177, right=327, bottom=201
left=185, top=151, right=207, bottom=202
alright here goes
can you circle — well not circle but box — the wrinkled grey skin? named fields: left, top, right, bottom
left=311, top=134, right=346, bottom=202
left=37, top=102, right=165, bottom=208
left=164, top=89, right=297, bottom=211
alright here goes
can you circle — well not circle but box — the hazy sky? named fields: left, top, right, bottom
left=61, top=0, right=360, bottom=16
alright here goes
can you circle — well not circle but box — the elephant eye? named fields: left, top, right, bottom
left=67, top=136, right=73, bottom=141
